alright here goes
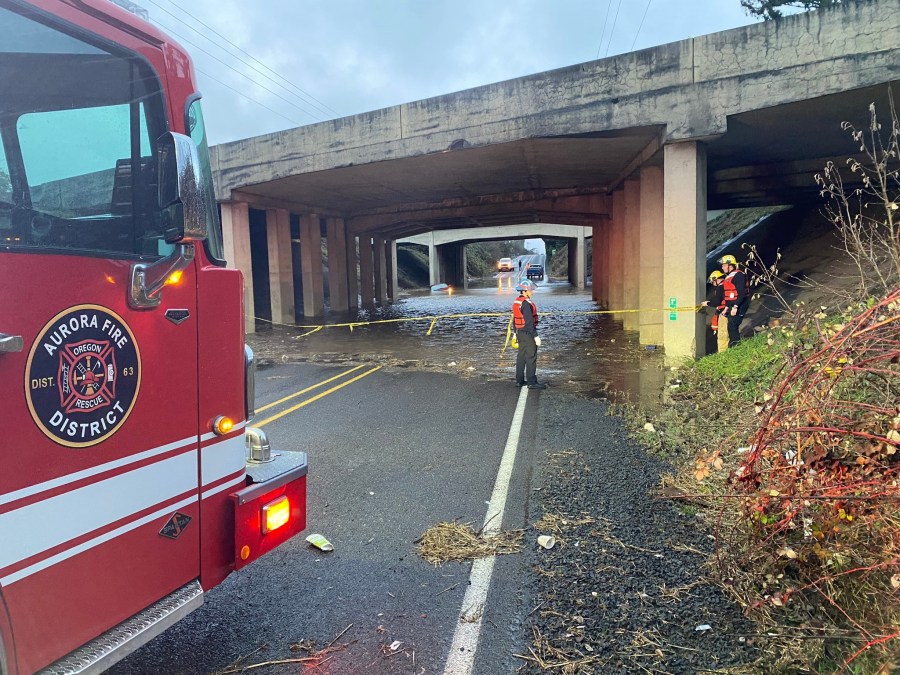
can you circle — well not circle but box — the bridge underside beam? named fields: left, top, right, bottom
left=350, top=190, right=610, bottom=235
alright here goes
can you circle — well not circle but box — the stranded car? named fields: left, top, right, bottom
left=526, top=264, right=545, bottom=280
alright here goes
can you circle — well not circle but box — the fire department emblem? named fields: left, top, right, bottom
left=26, top=305, right=141, bottom=448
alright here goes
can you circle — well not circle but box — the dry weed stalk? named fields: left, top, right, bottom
left=415, top=521, right=523, bottom=566
left=815, top=96, right=900, bottom=296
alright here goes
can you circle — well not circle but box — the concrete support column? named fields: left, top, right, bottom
left=639, top=165, right=665, bottom=346
left=221, top=201, right=254, bottom=334
left=591, top=225, right=601, bottom=303
left=299, top=213, right=325, bottom=318
left=436, top=243, right=466, bottom=288
left=359, top=235, right=375, bottom=309
left=568, top=228, right=587, bottom=290
left=265, top=208, right=295, bottom=326
left=461, top=246, right=469, bottom=290
left=326, top=217, right=349, bottom=313
left=663, top=142, right=707, bottom=361
left=346, top=232, right=359, bottom=312
left=623, top=178, right=641, bottom=331
left=596, top=220, right=611, bottom=308
left=388, top=240, right=398, bottom=302
left=374, top=236, right=388, bottom=305
left=426, top=239, right=440, bottom=285
left=609, top=189, right=626, bottom=315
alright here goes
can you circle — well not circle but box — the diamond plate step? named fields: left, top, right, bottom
left=38, top=580, right=203, bottom=675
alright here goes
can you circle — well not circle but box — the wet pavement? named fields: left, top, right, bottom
left=249, top=275, right=666, bottom=404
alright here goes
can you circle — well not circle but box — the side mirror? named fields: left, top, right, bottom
left=157, top=132, right=208, bottom=244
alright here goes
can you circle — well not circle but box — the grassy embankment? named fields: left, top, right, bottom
left=625, top=292, right=899, bottom=674
left=623, top=98, right=900, bottom=671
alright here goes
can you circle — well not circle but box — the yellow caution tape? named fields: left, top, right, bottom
left=252, top=304, right=704, bottom=334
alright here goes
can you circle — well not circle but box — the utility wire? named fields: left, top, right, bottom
left=604, top=0, right=625, bottom=57
left=630, top=0, right=653, bottom=51
left=595, top=0, right=613, bottom=60
left=194, top=67, right=304, bottom=127
left=150, top=15, right=325, bottom=123
left=146, top=0, right=341, bottom=119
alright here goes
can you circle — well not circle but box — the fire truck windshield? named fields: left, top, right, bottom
left=0, top=4, right=169, bottom=258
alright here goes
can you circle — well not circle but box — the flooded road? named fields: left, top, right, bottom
left=248, top=275, right=666, bottom=403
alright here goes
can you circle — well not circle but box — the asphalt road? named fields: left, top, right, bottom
left=112, top=362, right=544, bottom=675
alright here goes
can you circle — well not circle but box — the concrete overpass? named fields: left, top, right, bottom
left=211, top=0, right=900, bottom=360
left=398, top=224, right=589, bottom=289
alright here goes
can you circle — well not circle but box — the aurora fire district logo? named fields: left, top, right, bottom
left=26, top=305, right=141, bottom=448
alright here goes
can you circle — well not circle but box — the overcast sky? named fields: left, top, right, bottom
left=139, top=0, right=773, bottom=146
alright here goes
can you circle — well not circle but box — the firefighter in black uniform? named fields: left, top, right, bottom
left=513, top=279, right=547, bottom=389
left=719, top=254, right=749, bottom=347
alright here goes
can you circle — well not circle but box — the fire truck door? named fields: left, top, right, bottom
left=0, top=11, right=202, bottom=672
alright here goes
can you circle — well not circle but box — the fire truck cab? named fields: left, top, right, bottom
left=0, top=1, right=308, bottom=672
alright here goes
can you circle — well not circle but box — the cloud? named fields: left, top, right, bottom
left=146, top=0, right=756, bottom=144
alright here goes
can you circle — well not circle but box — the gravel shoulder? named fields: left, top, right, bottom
left=518, top=392, right=760, bottom=674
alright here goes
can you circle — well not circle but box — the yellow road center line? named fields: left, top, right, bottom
left=256, top=364, right=367, bottom=413
left=255, top=366, right=383, bottom=427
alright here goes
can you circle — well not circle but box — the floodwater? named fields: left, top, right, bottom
left=248, top=275, right=666, bottom=403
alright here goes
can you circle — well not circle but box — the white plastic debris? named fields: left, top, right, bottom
left=643, top=423, right=656, bottom=433
left=695, top=624, right=712, bottom=632
left=389, top=640, right=402, bottom=651
left=305, top=534, right=334, bottom=552
left=537, top=535, right=556, bottom=550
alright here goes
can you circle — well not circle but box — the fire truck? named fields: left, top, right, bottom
left=0, top=1, right=309, bottom=672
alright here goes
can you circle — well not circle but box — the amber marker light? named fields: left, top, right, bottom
left=261, top=495, right=290, bottom=534
left=240, top=545, right=251, bottom=560
left=212, top=415, right=235, bottom=435
left=165, top=270, right=184, bottom=285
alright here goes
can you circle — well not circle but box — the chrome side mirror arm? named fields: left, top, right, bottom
left=129, top=243, right=195, bottom=309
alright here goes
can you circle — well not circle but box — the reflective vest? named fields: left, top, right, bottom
left=722, top=270, right=747, bottom=303
left=711, top=290, right=726, bottom=331
left=512, top=296, right=538, bottom=329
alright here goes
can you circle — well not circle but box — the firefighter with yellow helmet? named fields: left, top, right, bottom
left=701, top=270, right=729, bottom=353
left=718, top=254, right=749, bottom=346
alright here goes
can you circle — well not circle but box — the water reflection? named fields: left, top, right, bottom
left=248, top=279, right=665, bottom=404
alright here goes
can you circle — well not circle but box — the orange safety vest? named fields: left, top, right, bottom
left=722, top=270, right=747, bottom=302
left=512, top=296, right=538, bottom=329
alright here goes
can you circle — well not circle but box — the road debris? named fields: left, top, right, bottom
left=305, top=533, right=334, bottom=552
left=416, top=521, right=523, bottom=565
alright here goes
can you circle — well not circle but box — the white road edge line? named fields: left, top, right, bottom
left=442, top=385, right=530, bottom=675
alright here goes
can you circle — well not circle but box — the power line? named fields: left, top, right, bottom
left=604, top=0, right=625, bottom=57
left=194, top=66, right=304, bottom=127
left=146, top=0, right=341, bottom=119
left=149, top=15, right=326, bottom=123
left=631, top=0, right=653, bottom=51
left=595, top=0, right=613, bottom=60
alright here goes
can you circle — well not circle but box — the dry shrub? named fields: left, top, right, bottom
left=721, top=288, right=900, bottom=671
left=415, top=521, right=523, bottom=566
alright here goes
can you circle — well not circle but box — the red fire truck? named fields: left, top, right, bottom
left=0, top=1, right=308, bottom=672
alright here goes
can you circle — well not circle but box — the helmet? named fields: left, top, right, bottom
left=718, top=254, right=738, bottom=266
left=515, top=279, right=534, bottom=292
left=708, top=270, right=724, bottom=283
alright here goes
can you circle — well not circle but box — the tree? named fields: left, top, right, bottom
left=741, top=0, right=840, bottom=20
